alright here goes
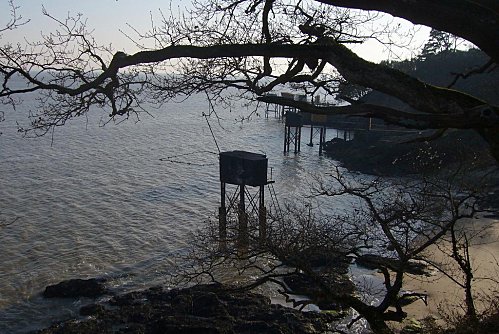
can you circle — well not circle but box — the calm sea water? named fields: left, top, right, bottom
left=0, top=93, right=359, bottom=333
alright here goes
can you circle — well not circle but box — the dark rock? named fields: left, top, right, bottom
left=38, top=284, right=334, bottom=334
left=233, top=320, right=279, bottom=334
left=79, top=303, right=106, bottom=316
left=37, top=319, right=110, bottom=334
left=43, top=278, right=108, bottom=298
left=192, top=292, right=229, bottom=317
left=480, top=189, right=499, bottom=216
left=311, top=255, right=350, bottom=272
left=323, top=130, right=495, bottom=177
left=356, top=254, right=429, bottom=276
left=149, top=321, right=223, bottom=334
left=283, top=272, right=353, bottom=311
left=285, top=247, right=351, bottom=272
left=109, top=290, right=148, bottom=306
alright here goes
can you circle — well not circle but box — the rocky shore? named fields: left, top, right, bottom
left=322, top=129, right=499, bottom=332
left=37, top=279, right=340, bottom=334
left=323, top=129, right=499, bottom=213
left=323, top=130, right=496, bottom=177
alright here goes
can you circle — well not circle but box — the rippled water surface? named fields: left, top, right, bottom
left=0, top=94, right=350, bottom=333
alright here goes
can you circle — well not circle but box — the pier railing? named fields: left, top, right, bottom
left=261, top=93, right=420, bottom=155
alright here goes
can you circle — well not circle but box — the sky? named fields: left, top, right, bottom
left=0, top=0, right=188, bottom=53
left=0, top=0, right=429, bottom=63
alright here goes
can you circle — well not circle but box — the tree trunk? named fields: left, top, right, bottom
left=364, top=314, right=394, bottom=334
left=464, top=275, right=478, bottom=323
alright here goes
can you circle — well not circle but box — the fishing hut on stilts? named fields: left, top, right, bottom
left=283, top=112, right=303, bottom=154
left=218, top=151, right=276, bottom=253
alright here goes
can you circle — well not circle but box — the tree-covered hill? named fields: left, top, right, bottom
left=328, top=46, right=499, bottom=176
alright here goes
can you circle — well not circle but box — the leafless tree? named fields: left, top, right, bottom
left=1, top=1, right=497, bottom=331
left=0, top=0, right=28, bottom=33
left=423, top=212, right=499, bottom=325
left=0, top=0, right=498, bottom=159
left=169, top=167, right=484, bottom=334
left=0, top=0, right=29, bottom=127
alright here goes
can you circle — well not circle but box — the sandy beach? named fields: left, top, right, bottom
left=400, top=216, right=499, bottom=325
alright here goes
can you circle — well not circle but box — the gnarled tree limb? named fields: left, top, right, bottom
left=316, top=0, right=499, bottom=63
left=258, top=95, right=499, bottom=129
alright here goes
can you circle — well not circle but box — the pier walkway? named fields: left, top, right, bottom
left=262, top=93, right=419, bottom=154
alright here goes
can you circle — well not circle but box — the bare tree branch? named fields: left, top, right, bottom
left=315, top=0, right=499, bottom=63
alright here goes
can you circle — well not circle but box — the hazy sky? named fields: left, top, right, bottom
left=1, top=0, right=189, bottom=53
left=1, top=0, right=428, bottom=62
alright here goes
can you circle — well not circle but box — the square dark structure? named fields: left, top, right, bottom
left=219, top=151, right=268, bottom=186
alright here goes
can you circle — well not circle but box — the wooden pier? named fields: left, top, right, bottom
left=262, top=93, right=416, bottom=155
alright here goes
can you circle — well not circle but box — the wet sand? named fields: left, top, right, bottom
left=401, top=216, right=499, bottom=323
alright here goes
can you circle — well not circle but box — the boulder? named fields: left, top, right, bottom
left=43, top=278, right=108, bottom=298
left=283, top=272, right=354, bottom=311
left=38, top=284, right=337, bottom=334
left=356, top=254, right=429, bottom=276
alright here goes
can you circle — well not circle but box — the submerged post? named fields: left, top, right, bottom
left=309, top=126, right=314, bottom=146
left=259, top=185, right=267, bottom=246
left=319, top=127, right=325, bottom=156
left=238, top=184, right=248, bottom=252
left=219, top=182, right=227, bottom=251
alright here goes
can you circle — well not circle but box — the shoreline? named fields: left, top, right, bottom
left=399, top=216, right=499, bottom=326
left=25, top=216, right=499, bottom=333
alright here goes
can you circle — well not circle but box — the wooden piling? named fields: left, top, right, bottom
left=258, top=185, right=267, bottom=245
left=238, top=184, right=249, bottom=253
left=219, top=182, right=227, bottom=251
